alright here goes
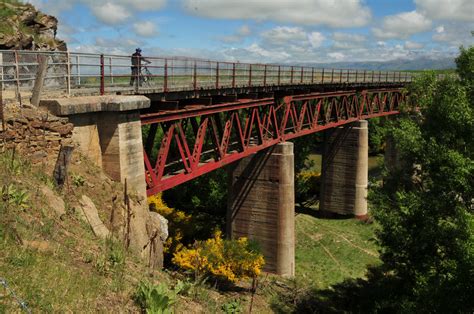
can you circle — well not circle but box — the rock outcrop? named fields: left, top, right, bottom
left=0, top=1, right=66, bottom=51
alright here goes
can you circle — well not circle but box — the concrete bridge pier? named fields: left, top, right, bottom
left=319, top=120, right=369, bottom=218
left=227, top=142, right=295, bottom=277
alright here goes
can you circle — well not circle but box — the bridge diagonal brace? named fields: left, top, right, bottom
left=142, top=88, right=404, bottom=195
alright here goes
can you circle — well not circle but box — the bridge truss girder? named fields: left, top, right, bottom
left=141, top=88, right=405, bottom=196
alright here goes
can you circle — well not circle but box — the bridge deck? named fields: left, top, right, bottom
left=0, top=49, right=420, bottom=103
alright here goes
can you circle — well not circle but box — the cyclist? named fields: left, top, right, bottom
left=130, top=48, right=151, bottom=86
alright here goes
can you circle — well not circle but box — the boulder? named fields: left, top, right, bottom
left=79, top=195, right=110, bottom=239
left=127, top=199, right=168, bottom=269
left=41, top=185, right=66, bottom=217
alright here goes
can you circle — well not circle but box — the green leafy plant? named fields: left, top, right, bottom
left=71, top=174, right=86, bottom=187
left=1, top=184, right=29, bottom=209
left=94, top=239, right=125, bottom=275
left=0, top=150, right=30, bottom=176
left=173, top=279, right=193, bottom=296
left=221, top=298, right=243, bottom=313
left=134, top=281, right=178, bottom=314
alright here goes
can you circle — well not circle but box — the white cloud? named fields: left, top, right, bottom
left=261, top=26, right=307, bottom=44
left=432, top=23, right=474, bottom=45
left=90, top=2, right=130, bottom=25
left=133, top=21, right=158, bottom=37
left=308, top=32, right=325, bottom=48
left=260, top=26, right=326, bottom=49
left=333, top=32, right=366, bottom=43
left=29, top=0, right=167, bottom=25
left=245, top=43, right=291, bottom=61
left=332, top=32, right=366, bottom=49
left=328, top=52, right=345, bottom=61
left=118, top=0, right=167, bottom=11
left=373, top=11, right=432, bottom=39
left=220, top=25, right=252, bottom=43
left=404, top=41, right=424, bottom=49
left=415, top=0, right=474, bottom=22
left=94, top=36, right=142, bottom=49
left=182, top=0, right=371, bottom=28
left=237, top=25, right=251, bottom=37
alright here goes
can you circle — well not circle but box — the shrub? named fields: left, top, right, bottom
left=148, top=194, right=194, bottom=255
left=172, top=231, right=264, bottom=283
left=221, top=298, right=243, bottom=313
left=295, top=171, right=321, bottom=206
left=134, top=281, right=180, bottom=314
left=1, top=183, right=29, bottom=209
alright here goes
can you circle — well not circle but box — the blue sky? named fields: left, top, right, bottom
left=30, top=0, right=473, bottom=63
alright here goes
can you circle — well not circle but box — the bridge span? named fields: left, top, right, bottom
left=2, top=50, right=411, bottom=276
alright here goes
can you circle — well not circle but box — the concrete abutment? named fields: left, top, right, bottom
left=40, top=96, right=167, bottom=268
left=41, top=95, right=149, bottom=199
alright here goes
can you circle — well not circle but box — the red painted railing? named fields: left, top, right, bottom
left=0, top=49, right=434, bottom=103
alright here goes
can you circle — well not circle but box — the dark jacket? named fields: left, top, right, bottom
left=131, top=52, right=141, bottom=67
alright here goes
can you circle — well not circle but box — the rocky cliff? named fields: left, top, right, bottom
left=0, top=0, right=66, bottom=51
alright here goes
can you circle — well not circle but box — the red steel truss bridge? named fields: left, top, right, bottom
left=141, top=88, right=405, bottom=196
left=0, top=50, right=415, bottom=195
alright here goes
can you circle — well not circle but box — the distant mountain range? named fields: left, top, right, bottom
left=301, top=57, right=456, bottom=71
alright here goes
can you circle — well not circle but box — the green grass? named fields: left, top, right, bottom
left=295, top=214, right=379, bottom=288
left=0, top=246, right=105, bottom=311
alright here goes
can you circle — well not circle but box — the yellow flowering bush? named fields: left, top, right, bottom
left=148, top=194, right=194, bottom=254
left=172, top=231, right=265, bottom=283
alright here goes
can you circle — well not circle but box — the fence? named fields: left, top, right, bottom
left=0, top=49, right=442, bottom=101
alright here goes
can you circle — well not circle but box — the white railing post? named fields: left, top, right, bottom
left=14, top=50, right=22, bottom=106
left=66, top=51, right=71, bottom=96
left=76, top=55, right=81, bottom=86
left=109, top=56, right=113, bottom=85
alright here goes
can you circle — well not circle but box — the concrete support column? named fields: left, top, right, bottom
left=97, top=111, right=147, bottom=199
left=320, top=120, right=368, bottom=218
left=227, top=142, right=295, bottom=277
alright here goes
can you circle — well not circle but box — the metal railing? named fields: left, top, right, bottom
left=0, top=49, right=441, bottom=100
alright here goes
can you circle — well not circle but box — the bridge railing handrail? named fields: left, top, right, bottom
left=0, top=49, right=447, bottom=101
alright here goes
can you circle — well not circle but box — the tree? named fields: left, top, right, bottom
left=370, top=46, right=474, bottom=311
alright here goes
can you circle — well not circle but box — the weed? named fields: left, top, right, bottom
left=108, top=243, right=125, bottom=267
left=7, top=250, right=36, bottom=268
left=173, top=279, right=193, bottom=296
left=0, top=150, right=30, bottom=176
left=82, top=252, right=94, bottom=264
left=34, top=171, right=55, bottom=189
left=134, top=281, right=178, bottom=314
left=39, top=219, right=55, bottom=237
left=94, top=238, right=126, bottom=275
left=71, top=174, right=86, bottom=187
left=94, top=254, right=109, bottom=275
left=1, top=184, right=29, bottom=209
left=221, top=298, right=243, bottom=313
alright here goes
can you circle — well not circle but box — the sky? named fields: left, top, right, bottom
left=28, top=0, right=474, bottom=64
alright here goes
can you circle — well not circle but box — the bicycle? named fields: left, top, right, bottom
left=140, top=66, right=153, bottom=87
